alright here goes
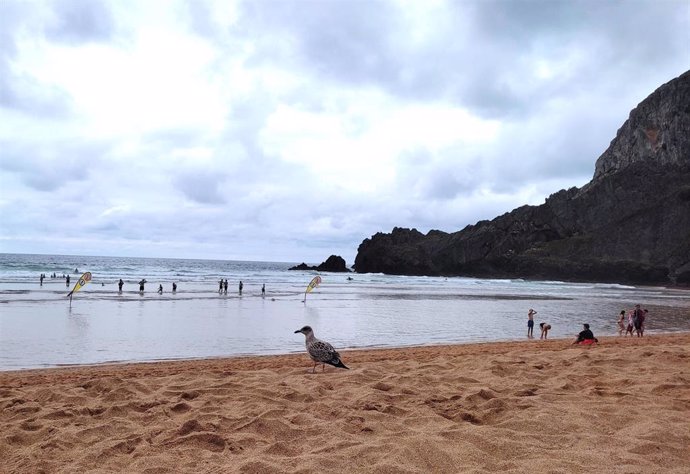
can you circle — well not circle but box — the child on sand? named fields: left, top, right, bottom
left=625, top=311, right=635, bottom=336
left=617, top=310, right=626, bottom=336
left=539, top=323, right=551, bottom=339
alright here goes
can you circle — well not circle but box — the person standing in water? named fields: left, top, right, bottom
left=139, top=279, right=146, bottom=293
left=261, top=284, right=266, bottom=297
left=239, top=281, right=243, bottom=295
left=172, top=282, right=177, bottom=293
left=527, top=309, right=537, bottom=338
left=66, top=274, right=71, bottom=287
left=118, top=279, right=124, bottom=293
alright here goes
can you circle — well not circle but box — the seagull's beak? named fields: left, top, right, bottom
left=294, top=330, right=301, bottom=334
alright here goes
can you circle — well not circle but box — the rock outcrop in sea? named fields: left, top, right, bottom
left=289, top=255, right=351, bottom=272
left=354, top=70, right=690, bottom=285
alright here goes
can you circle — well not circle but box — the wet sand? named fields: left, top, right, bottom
left=1, top=334, right=689, bottom=473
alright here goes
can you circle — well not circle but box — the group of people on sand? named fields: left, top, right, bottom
left=618, top=304, right=648, bottom=337
left=527, top=304, right=650, bottom=344
left=527, top=304, right=620, bottom=345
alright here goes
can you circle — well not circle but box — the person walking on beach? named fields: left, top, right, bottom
left=223, top=279, right=228, bottom=294
left=617, top=310, right=626, bottom=336
left=118, top=279, right=124, bottom=293
left=239, top=281, right=243, bottom=295
left=539, top=322, right=551, bottom=339
left=527, top=309, right=536, bottom=338
left=157, top=284, right=163, bottom=294
left=261, top=284, right=266, bottom=297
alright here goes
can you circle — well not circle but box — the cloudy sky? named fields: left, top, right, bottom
left=1, top=0, right=688, bottom=264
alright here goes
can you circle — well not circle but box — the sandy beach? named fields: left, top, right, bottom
left=1, top=334, right=689, bottom=473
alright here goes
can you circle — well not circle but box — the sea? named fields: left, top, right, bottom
left=1, top=253, right=689, bottom=371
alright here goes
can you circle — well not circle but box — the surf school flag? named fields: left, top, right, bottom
left=303, top=275, right=322, bottom=302
left=67, top=272, right=92, bottom=302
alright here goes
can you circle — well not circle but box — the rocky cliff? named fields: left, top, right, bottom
left=289, top=255, right=351, bottom=272
left=354, top=70, right=690, bottom=285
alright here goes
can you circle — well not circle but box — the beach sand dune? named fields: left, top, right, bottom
left=1, top=334, right=689, bottom=473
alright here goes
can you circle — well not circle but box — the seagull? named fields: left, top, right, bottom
left=294, top=326, right=349, bottom=373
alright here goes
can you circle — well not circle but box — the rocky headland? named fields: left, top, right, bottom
left=289, top=255, right=351, bottom=272
left=354, top=70, right=690, bottom=285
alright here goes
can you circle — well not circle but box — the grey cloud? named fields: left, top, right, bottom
left=0, top=140, right=110, bottom=191
left=174, top=171, right=227, bottom=204
left=234, top=0, right=688, bottom=119
left=417, top=166, right=479, bottom=200
left=0, top=2, right=74, bottom=115
left=394, top=147, right=488, bottom=201
left=0, top=67, right=73, bottom=116
left=45, top=0, right=115, bottom=44
left=240, top=0, right=413, bottom=83
left=182, top=0, right=220, bottom=40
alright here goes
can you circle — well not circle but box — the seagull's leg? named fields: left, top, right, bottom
left=312, top=362, right=317, bottom=374
left=322, top=364, right=326, bottom=372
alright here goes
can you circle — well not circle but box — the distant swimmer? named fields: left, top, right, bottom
left=172, top=282, right=177, bottom=293
left=118, top=279, right=124, bottom=292
left=347, top=276, right=353, bottom=281
left=261, top=284, right=266, bottom=297
left=157, top=284, right=163, bottom=294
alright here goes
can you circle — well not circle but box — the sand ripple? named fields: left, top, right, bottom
left=1, top=335, right=689, bottom=473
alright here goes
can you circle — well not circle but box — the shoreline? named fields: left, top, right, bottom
left=3, top=330, right=689, bottom=375
left=2, top=334, right=689, bottom=472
